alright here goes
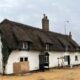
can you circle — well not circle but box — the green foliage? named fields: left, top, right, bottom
left=1, top=38, right=11, bottom=74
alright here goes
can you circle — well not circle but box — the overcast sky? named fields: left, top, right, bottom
left=0, top=0, right=80, bottom=45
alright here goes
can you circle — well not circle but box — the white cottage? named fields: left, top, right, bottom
left=0, top=14, right=80, bottom=74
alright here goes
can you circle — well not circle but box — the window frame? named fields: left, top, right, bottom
left=64, top=56, right=68, bottom=62
left=22, top=42, right=28, bottom=50
left=65, top=46, right=68, bottom=51
left=20, top=57, right=28, bottom=62
left=75, top=55, right=78, bottom=61
left=25, top=57, right=28, bottom=61
left=46, top=43, right=50, bottom=51
left=20, top=57, right=24, bottom=62
left=44, top=56, right=49, bottom=63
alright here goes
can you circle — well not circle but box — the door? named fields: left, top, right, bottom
left=67, top=56, right=70, bottom=65
left=39, top=52, right=49, bottom=71
left=39, top=55, right=44, bottom=71
left=64, top=55, right=70, bottom=66
left=44, top=52, right=49, bottom=69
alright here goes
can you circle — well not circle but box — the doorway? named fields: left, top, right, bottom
left=67, top=56, right=70, bottom=65
left=39, top=52, right=49, bottom=71
left=64, top=55, right=70, bottom=66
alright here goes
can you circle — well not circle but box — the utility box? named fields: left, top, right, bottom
left=13, top=61, right=29, bottom=74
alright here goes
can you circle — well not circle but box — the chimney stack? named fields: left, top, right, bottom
left=69, top=32, right=72, bottom=38
left=42, top=14, right=49, bottom=31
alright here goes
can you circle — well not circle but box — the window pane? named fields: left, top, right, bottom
left=46, top=44, right=49, bottom=51
left=25, top=57, right=28, bottom=61
left=64, top=56, right=68, bottom=62
left=22, top=42, right=25, bottom=49
left=25, top=43, right=28, bottom=49
left=22, top=42, right=28, bottom=49
left=75, top=56, right=78, bottom=61
left=20, top=57, right=23, bottom=62
left=44, top=56, right=48, bottom=63
left=65, top=46, right=68, bottom=51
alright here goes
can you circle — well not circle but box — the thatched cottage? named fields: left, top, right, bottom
left=0, top=14, right=80, bottom=74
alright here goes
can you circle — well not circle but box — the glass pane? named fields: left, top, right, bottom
left=25, top=57, right=28, bottom=61
left=20, top=57, right=23, bottom=62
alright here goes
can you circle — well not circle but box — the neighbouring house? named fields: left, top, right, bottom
left=0, top=14, right=80, bottom=74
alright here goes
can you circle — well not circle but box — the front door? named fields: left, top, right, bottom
left=67, top=56, right=70, bottom=65
left=39, top=55, right=44, bottom=71
left=39, top=52, right=49, bottom=71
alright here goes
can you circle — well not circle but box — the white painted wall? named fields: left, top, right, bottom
left=49, top=52, right=80, bottom=67
left=5, top=50, right=80, bottom=74
left=70, top=52, right=80, bottom=65
left=5, top=51, right=40, bottom=74
left=49, top=52, right=64, bottom=67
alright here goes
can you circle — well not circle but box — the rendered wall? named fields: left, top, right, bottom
left=5, top=50, right=80, bottom=74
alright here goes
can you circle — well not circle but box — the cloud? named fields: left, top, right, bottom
left=0, top=0, right=80, bottom=44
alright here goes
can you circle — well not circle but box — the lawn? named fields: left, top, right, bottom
left=0, top=67, right=80, bottom=80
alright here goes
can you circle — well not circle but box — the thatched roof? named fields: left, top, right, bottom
left=0, top=19, right=79, bottom=52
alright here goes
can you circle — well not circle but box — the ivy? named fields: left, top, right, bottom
left=1, top=38, right=11, bottom=74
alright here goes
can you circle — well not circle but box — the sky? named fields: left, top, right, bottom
left=0, top=0, right=80, bottom=45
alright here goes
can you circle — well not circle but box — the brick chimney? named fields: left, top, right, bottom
left=69, top=32, right=72, bottom=38
left=42, top=14, right=49, bottom=31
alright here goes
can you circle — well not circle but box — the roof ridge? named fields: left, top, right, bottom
left=0, top=19, right=79, bottom=51
left=1, top=19, right=69, bottom=37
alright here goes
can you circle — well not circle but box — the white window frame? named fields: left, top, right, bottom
left=46, top=44, right=49, bottom=51
left=44, top=56, right=48, bottom=63
left=22, top=42, right=28, bottom=49
left=75, top=55, right=78, bottom=61
left=64, top=56, right=68, bottom=62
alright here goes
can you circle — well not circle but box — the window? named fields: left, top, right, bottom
left=22, top=42, right=28, bottom=49
left=75, top=56, right=78, bottom=61
left=64, top=56, right=68, bottom=62
left=20, top=57, right=23, bottom=62
left=76, top=47, right=79, bottom=51
left=19, top=41, right=32, bottom=51
left=46, top=44, right=50, bottom=51
left=20, top=57, right=28, bottom=62
left=25, top=57, right=28, bottom=61
left=44, top=56, right=48, bottom=63
left=65, top=46, right=71, bottom=51
left=65, top=46, right=68, bottom=51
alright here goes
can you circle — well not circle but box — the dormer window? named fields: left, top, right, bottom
left=76, top=47, right=79, bottom=52
left=19, top=41, right=32, bottom=51
left=65, top=46, right=70, bottom=52
left=75, top=56, right=78, bottom=61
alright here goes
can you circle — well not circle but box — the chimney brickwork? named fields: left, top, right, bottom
left=42, top=14, right=49, bottom=31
